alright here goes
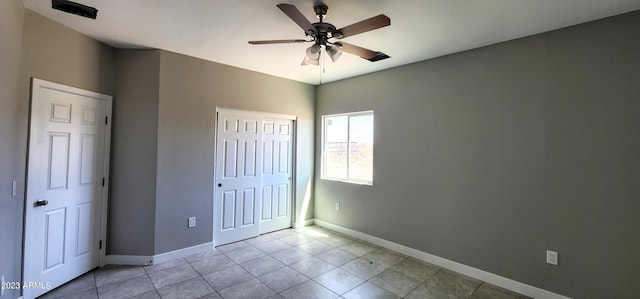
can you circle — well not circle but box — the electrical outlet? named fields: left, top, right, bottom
left=546, top=250, right=558, bottom=265
left=335, top=202, right=340, bottom=211
left=188, top=217, right=196, bottom=228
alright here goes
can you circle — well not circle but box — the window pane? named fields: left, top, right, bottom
left=348, top=115, right=373, bottom=182
left=324, top=116, right=348, bottom=179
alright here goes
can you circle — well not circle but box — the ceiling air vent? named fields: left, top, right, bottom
left=52, top=0, right=98, bottom=19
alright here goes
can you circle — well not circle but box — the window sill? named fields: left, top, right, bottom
left=321, top=177, right=373, bottom=186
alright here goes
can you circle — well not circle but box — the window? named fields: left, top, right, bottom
left=322, top=111, right=374, bottom=185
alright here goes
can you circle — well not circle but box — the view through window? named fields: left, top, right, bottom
left=322, top=111, right=373, bottom=185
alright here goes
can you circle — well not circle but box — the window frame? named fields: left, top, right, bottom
left=321, top=110, right=374, bottom=185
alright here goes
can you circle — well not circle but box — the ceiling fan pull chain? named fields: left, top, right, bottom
left=322, top=50, right=326, bottom=74
left=319, top=53, right=323, bottom=85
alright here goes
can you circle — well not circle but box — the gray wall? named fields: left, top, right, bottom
left=154, top=51, right=315, bottom=253
left=21, top=10, right=115, bottom=96
left=106, top=49, right=315, bottom=255
left=109, top=50, right=161, bottom=255
left=0, top=1, right=24, bottom=298
left=315, top=11, right=640, bottom=299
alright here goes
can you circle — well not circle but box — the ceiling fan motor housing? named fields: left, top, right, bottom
left=310, top=22, right=341, bottom=44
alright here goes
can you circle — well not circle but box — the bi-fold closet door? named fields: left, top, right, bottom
left=214, top=110, right=294, bottom=245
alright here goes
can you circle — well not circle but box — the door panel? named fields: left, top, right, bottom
left=278, top=141, right=289, bottom=173
left=277, top=184, right=288, bottom=217
left=242, top=188, right=256, bottom=226
left=48, top=133, right=70, bottom=189
left=223, top=140, right=238, bottom=178
left=259, top=118, right=293, bottom=234
left=263, top=140, right=274, bottom=174
left=76, top=202, right=94, bottom=256
left=25, top=79, right=111, bottom=298
left=262, top=186, right=273, bottom=220
left=44, top=208, right=66, bottom=269
left=222, top=191, right=236, bottom=230
left=244, top=140, right=257, bottom=176
left=214, top=112, right=263, bottom=245
left=79, top=134, right=97, bottom=185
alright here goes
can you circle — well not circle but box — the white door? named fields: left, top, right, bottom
left=259, top=118, right=294, bottom=233
left=214, top=111, right=295, bottom=245
left=24, top=79, right=112, bottom=299
left=214, top=112, right=264, bottom=245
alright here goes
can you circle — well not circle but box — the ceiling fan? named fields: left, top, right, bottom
left=248, top=2, right=391, bottom=66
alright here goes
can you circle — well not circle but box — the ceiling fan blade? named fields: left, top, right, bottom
left=337, top=14, right=390, bottom=39
left=249, top=39, right=308, bottom=45
left=335, top=42, right=377, bottom=60
left=276, top=3, right=317, bottom=34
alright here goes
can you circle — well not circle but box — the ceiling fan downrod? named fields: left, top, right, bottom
left=314, top=4, right=328, bottom=23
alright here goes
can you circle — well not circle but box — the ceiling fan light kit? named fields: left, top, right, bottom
left=249, top=2, right=391, bottom=66
left=301, top=55, right=319, bottom=66
left=326, top=45, right=342, bottom=62
left=306, top=44, right=321, bottom=59
left=302, top=44, right=322, bottom=65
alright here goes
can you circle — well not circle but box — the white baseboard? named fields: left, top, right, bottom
left=153, top=242, right=214, bottom=264
left=293, top=218, right=315, bottom=228
left=105, top=242, right=214, bottom=266
left=105, top=255, right=154, bottom=266
left=314, top=219, right=569, bottom=299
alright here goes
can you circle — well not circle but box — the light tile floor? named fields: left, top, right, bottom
left=38, top=225, right=531, bottom=299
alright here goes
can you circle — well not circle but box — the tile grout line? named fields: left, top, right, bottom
left=262, top=242, right=310, bottom=298
left=194, top=259, right=224, bottom=299
left=414, top=268, right=444, bottom=295
left=468, top=281, right=485, bottom=299
left=390, top=265, right=442, bottom=298
left=217, top=241, right=286, bottom=297
left=195, top=251, right=240, bottom=297
left=184, top=259, right=218, bottom=298
left=256, top=229, right=336, bottom=297
left=144, top=267, right=162, bottom=299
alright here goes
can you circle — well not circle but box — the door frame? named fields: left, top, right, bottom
left=213, top=107, right=297, bottom=245
left=24, top=78, right=113, bottom=282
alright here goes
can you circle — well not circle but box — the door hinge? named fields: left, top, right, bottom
left=102, top=178, right=105, bottom=186
left=99, top=240, right=102, bottom=250
left=105, top=116, right=108, bottom=125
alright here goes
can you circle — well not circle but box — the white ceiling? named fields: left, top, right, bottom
left=23, top=0, right=640, bottom=85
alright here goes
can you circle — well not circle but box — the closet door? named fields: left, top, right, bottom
left=259, top=118, right=294, bottom=234
left=214, top=110, right=295, bottom=246
left=214, top=112, right=263, bottom=245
